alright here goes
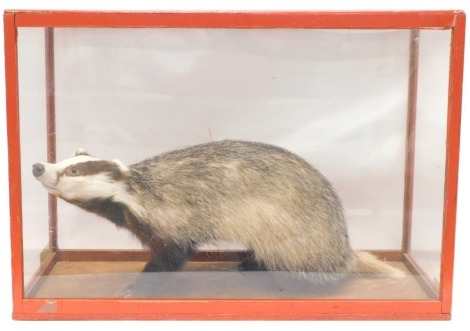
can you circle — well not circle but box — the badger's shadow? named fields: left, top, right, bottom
left=115, top=270, right=352, bottom=299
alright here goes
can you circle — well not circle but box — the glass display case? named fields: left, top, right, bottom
left=4, top=10, right=465, bottom=320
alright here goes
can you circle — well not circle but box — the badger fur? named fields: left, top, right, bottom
left=33, top=140, right=404, bottom=287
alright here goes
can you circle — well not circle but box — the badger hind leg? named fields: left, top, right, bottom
left=238, top=250, right=268, bottom=271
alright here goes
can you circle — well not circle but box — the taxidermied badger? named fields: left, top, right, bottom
left=32, top=140, right=404, bottom=286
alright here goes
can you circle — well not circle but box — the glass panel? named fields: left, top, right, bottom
left=411, top=29, right=451, bottom=292
left=17, top=27, right=450, bottom=300
left=17, top=28, right=49, bottom=289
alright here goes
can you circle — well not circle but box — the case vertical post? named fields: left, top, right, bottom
left=440, top=11, right=466, bottom=314
left=45, top=27, right=58, bottom=251
left=402, top=30, right=420, bottom=254
left=4, top=11, right=25, bottom=316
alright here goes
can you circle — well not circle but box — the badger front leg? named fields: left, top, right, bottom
left=121, top=213, right=194, bottom=269
left=143, top=244, right=194, bottom=272
left=118, top=244, right=194, bottom=298
left=117, top=214, right=196, bottom=296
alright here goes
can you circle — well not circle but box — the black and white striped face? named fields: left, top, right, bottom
left=32, top=149, right=129, bottom=202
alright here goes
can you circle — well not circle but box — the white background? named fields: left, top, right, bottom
left=1, top=0, right=469, bottom=330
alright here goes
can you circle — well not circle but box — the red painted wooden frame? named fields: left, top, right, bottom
left=4, top=10, right=465, bottom=320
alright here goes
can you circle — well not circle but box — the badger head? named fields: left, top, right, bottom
left=32, top=149, right=130, bottom=202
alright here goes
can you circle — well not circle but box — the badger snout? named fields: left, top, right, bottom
left=32, top=163, right=45, bottom=177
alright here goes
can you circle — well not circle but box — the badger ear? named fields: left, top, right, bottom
left=75, top=148, right=90, bottom=157
left=112, top=159, right=129, bottom=174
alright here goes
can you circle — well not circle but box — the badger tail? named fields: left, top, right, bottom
left=348, top=251, right=405, bottom=279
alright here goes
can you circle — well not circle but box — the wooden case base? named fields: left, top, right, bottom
left=26, top=249, right=438, bottom=300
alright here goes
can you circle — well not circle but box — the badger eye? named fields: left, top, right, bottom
left=70, top=167, right=79, bottom=175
